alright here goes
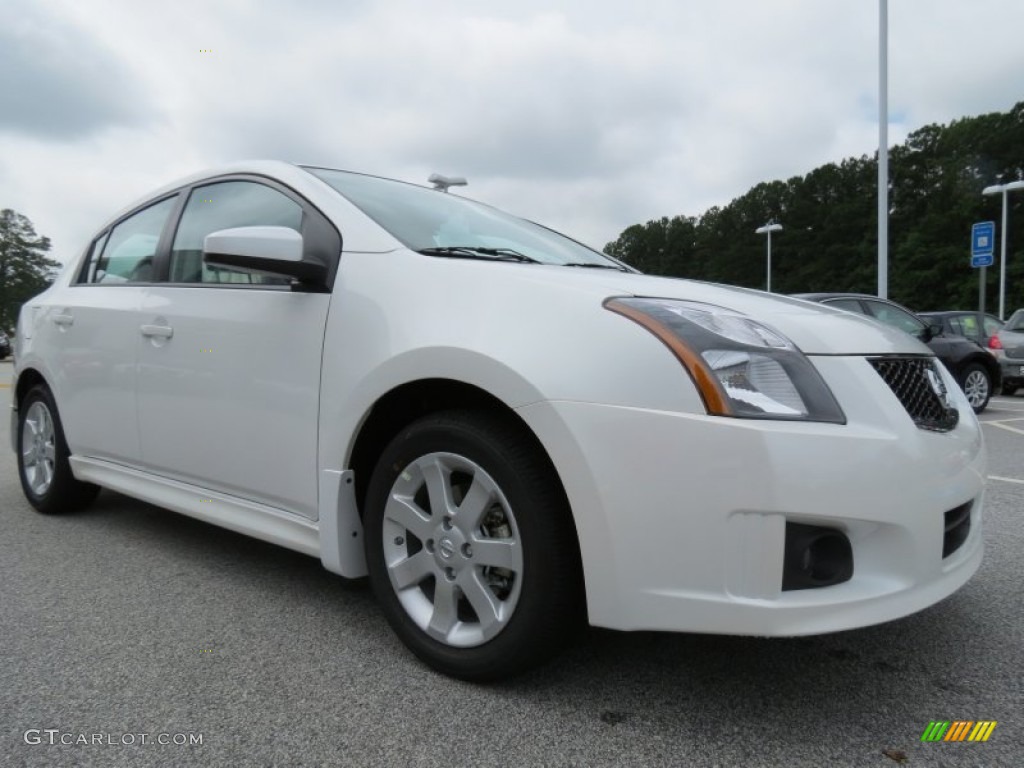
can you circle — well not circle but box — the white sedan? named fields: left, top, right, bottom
left=10, top=162, right=985, bottom=680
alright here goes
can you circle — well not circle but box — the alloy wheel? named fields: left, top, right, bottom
left=963, top=369, right=990, bottom=409
left=381, top=451, right=523, bottom=648
left=22, top=401, right=57, bottom=496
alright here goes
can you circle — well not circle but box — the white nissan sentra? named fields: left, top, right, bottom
left=10, top=161, right=984, bottom=680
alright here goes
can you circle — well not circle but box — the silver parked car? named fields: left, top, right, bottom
left=989, top=309, right=1024, bottom=395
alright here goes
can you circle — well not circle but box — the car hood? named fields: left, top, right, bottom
left=519, top=267, right=932, bottom=356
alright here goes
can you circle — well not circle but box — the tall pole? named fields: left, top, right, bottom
left=999, top=188, right=1009, bottom=320
left=980, top=264, right=987, bottom=321
left=755, top=223, right=782, bottom=292
left=984, top=180, right=1024, bottom=320
left=878, top=0, right=889, bottom=299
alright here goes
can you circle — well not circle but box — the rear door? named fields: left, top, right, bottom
left=135, top=178, right=339, bottom=519
left=41, top=196, right=178, bottom=463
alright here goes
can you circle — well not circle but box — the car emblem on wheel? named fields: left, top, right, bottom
left=438, top=538, right=456, bottom=560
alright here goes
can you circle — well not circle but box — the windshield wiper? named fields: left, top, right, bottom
left=561, top=262, right=629, bottom=271
left=418, top=246, right=538, bottom=263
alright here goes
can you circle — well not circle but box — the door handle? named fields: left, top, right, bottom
left=140, top=324, right=174, bottom=339
left=53, top=313, right=74, bottom=327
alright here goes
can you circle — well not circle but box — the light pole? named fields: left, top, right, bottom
left=755, top=222, right=782, bottom=292
left=982, top=179, right=1024, bottom=320
left=878, top=0, right=889, bottom=299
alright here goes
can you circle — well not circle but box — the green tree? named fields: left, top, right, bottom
left=0, top=209, right=61, bottom=331
left=604, top=101, right=1024, bottom=314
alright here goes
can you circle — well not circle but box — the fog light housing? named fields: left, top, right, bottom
left=782, top=523, right=853, bottom=591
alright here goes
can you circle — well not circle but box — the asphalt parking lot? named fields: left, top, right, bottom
left=1, top=357, right=1021, bottom=767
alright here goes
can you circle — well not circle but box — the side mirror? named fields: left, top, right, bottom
left=203, top=226, right=327, bottom=287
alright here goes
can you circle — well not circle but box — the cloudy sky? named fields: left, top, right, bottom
left=3, top=0, right=1024, bottom=265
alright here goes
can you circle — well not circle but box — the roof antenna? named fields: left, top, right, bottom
left=428, top=173, right=468, bottom=193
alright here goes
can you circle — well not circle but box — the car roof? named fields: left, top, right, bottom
left=792, top=292, right=916, bottom=311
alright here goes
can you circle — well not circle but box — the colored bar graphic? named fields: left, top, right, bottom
left=968, top=722, right=998, bottom=742
left=944, top=721, right=972, bottom=741
left=921, top=720, right=997, bottom=742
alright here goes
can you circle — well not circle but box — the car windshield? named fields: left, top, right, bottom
left=305, top=167, right=625, bottom=268
left=1005, top=310, right=1024, bottom=332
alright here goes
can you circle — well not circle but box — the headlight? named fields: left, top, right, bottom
left=606, top=297, right=845, bottom=424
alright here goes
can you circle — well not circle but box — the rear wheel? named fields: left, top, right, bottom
left=17, top=385, right=100, bottom=514
left=364, top=410, right=583, bottom=681
left=960, top=363, right=991, bottom=413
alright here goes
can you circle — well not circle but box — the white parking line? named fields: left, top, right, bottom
left=989, top=475, right=1024, bottom=485
left=984, top=422, right=1024, bottom=436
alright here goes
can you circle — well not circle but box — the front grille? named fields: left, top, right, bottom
left=868, top=357, right=959, bottom=432
left=943, top=502, right=972, bottom=558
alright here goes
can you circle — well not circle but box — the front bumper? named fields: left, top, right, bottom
left=517, top=355, right=985, bottom=636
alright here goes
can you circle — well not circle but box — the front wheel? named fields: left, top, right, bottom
left=364, top=410, right=583, bottom=681
left=960, top=363, right=992, bottom=414
left=17, top=385, right=100, bottom=514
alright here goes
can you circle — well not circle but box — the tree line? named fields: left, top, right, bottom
left=0, top=209, right=61, bottom=332
left=604, top=101, right=1024, bottom=314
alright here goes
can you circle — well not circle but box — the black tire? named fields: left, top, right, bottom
left=1001, top=383, right=1018, bottom=396
left=959, top=363, right=992, bottom=414
left=17, top=385, right=100, bottom=514
left=364, top=409, right=584, bottom=681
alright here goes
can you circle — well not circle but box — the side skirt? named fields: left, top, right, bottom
left=69, top=456, right=321, bottom=557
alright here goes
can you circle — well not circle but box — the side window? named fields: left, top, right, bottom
left=956, top=314, right=980, bottom=340
left=983, top=316, right=1003, bottom=337
left=946, top=317, right=963, bottom=336
left=864, top=301, right=926, bottom=336
left=823, top=299, right=866, bottom=315
left=80, top=197, right=176, bottom=284
left=170, top=181, right=303, bottom=284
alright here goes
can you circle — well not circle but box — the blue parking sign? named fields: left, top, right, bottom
left=971, top=221, right=995, bottom=268
left=972, top=221, right=995, bottom=256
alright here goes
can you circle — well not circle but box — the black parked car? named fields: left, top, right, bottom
left=0, top=330, right=11, bottom=360
left=794, top=293, right=1001, bottom=413
left=918, top=311, right=1003, bottom=347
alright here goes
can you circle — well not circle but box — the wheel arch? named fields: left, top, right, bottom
left=958, top=352, right=1000, bottom=382
left=348, top=378, right=559, bottom=515
left=10, top=367, right=52, bottom=454
left=344, top=377, right=586, bottom=610
left=13, top=366, right=50, bottom=407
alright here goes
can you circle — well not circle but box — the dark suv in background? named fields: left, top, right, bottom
left=794, top=293, right=1001, bottom=413
left=0, top=330, right=12, bottom=360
